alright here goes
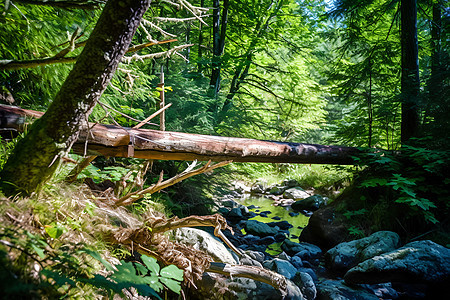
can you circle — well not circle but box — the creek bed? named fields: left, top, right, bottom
left=238, top=196, right=310, bottom=242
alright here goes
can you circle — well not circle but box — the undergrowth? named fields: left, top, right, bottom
left=335, top=139, right=450, bottom=244
left=0, top=178, right=185, bottom=299
left=228, top=162, right=353, bottom=196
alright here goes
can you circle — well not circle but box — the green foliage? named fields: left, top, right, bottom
left=0, top=136, right=18, bottom=169
left=0, top=1, right=100, bottom=108
left=354, top=141, right=450, bottom=225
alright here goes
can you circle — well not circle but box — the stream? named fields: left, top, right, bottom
left=239, top=196, right=310, bottom=241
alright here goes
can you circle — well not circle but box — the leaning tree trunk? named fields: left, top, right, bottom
left=0, top=0, right=152, bottom=196
left=400, top=0, right=420, bottom=144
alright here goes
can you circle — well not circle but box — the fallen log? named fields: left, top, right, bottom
left=0, top=104, right=361, bottom=164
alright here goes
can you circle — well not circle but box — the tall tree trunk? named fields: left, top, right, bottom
left=426, top=1, right=446, bottom=131
left=0, top=0, right=152, bottom=196
left=197, top=0, right=205, bottom=72
left=400, top=0, right=420, bottom=144
left=367, top=57, right=373, bottom=148
left=209, top=0, right=229, bottom=95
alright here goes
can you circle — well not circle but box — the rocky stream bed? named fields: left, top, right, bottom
left=174, top=179, right=449, bottom=299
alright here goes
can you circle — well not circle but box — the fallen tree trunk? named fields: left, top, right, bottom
left=0, top=104, right=361, bottom=164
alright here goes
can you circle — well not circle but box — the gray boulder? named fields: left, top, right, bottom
left=344, top=240, right=450, bottom=285
left=283, top=179, right=300, bottom=188
left=283, top=187, right=310, bottom=200
left=268, top=185, right=288, bottom=195
left=195, top=272, right=305, bottom=300
left=240, top=254, right=263, bottom=267
left=316, top=279, right=380, bottom=300
left=263, top=258, right=298, bottom=280
left=291, top=195, right=328, bottom=212
left=282, top=240, right=322, bottom=259
left=228, top=207, right=243, bottom=218
left=292, top=272, right=316, bottom=300
left=325, top=231, right=401, bottom=273
left=245, top=220, right=278, bottom=237
left=245, top=250, right=265, bottom=263
left=173, top=228, right=238, bottom=264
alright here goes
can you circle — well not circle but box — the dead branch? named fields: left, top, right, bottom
left=141, top=19, right=177, bottom=38
left=121, top=44, right=194, bottom=63
left=148, top=213, right=243, bottom=257
left=153, top=15, right=211, bottom=22
left=206, top=262, right=288, bottom=298
left=0, top=39, right=178, bottom=71
left=115, top=160, right=231, bottom=206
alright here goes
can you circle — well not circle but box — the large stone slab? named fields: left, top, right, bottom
left=325, top=231, right=401, bottom=273
left=344, top=240, right=450, bottom=285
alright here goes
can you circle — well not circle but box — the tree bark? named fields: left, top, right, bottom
left=400, top=0, right=421, bottom=144
left=0, top=0, right=152, bottom=196
left=1, top=105, right=361, bottom=165
left=209, top=0, right=229, bottom=94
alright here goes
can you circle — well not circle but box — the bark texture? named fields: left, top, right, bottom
left=400, top=0, right=420, bottom=144
left=0, top=0, right=152, bottom=196
left=1, top=105, right=361, bottom=165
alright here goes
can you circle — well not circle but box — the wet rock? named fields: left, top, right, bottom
left=274, top=232, right=287, bottom=242
left=195, top=273, right=304, bottom=300
left=291, top=195, right=328, bottom=212
left=344, top=240, right=450, bottom=285
left=291, top=256, right=303, bottom=269
left=297, top=268, right=318, bottom=282
left=299, top=206, right=348, bottom=249
left=316, top=279, right=380, bottom=300
left=240, top=205, right=250, bottom=216
left=174, top=228, right=238, bottom=264
left=283, top=179, right=300, bottom=188
left=360, top=283, right=399, bottom=299
left=263, top=258, right=298, bottom=280
left=250, top=183, right=265, bottom=194
left=325, top=231, right=401, bottom=274
left=240, top=254, right=263, bottom=267
left=218, top=207, right=230, bottom=216
left=228, top=207, right=243, bottom=218
left=269, top=185, right=288, bottom=195
left=283, top=187, right=310, bottom=200
left=278, top=251, right=291, bottom=261
left=259, top=236, right=276, bottom=245
left=292, top=272, right=316, bottom=300
left=282, top=240, right=322, bottom=259
left=267, top=220, right=293, bottom=230
left=245, top=220, right=278, bottom=237
left=289, top=212, right=300, bottom=217
left=243, top=234, right=260, bottom=244
left=222, top=199, right=238, bottom=208
left=245, top=250, right=265, bottom=263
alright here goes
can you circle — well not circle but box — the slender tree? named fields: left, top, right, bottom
left=210, top=0, right=230, bottom=94
left=400, top=0, right=420, bottom=144
left=0, top=0, right=152, bottom=196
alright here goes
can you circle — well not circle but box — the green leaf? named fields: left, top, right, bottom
left=84, top=249, right=114, bottom=272
left=142, top=275, right=164, bottom=292
left=141, top=255, right=160, bottom=276
left=159, top=277, right=182, bottom=294
left=160, top=264, right=184, bottom=281
left=44, top=222, right=66, bottom=239
left=360, top=178, right=387, bottom=187
left=30, top=243, right=46, bottom=259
